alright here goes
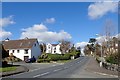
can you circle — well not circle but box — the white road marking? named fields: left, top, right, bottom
left=53, top=69, right=61, bottom=72
left=29, top=68, right=41, bottom=72
left=33, top=72, right=50, bottom=78
left=94, top=72, right=118, bottom=78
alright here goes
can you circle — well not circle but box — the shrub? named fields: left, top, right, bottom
left=14, top=58, right=22, bottom=62
left=37, top=59, right=50, bottom=63
left=2, top=61, right=8, bottom=67
left=38, top=53, right=73, bottom=62
left=48, top=54, right=61, bottom=61
left=62, top=53, right=71, bottom=60
left=105, top=53, right=118, bottom=64
left=4, top=57, right=22, bottom=62
left=69, top=52, right=80, bottom=58
left=47, top=54, right=71, bottom=61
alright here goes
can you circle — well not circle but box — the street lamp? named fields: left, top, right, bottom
left=95, top=34, right=103, bottom=67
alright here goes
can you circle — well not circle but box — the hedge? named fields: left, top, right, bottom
left=37, top=52, right=80, bottom=62
left=69, top=52, right=80, bottom=58
left=2, top=61, right=8, bottom=67
left=105, top=53, right=118, bottom=64
left=47, top=54, right=71, bottom=61
left=37, top=59, right=50, bottom=63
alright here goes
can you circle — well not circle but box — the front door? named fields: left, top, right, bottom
left=24, top=56, right=29, bottom=61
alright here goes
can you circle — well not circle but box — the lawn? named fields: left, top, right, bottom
left=0, top=66, right=17, bottom=72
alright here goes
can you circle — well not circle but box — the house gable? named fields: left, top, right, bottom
left=2, top=38, right=37, bottom=49
left=2, top=38, right=41, bottom=61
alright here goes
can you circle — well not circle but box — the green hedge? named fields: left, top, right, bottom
left=47, top=54, right=71, bottom=61
left=37, top=52, right=80, bottom=62
left=105, top=53, right=118, bottom=64
left=69, top=52, right=80, bottom=58
left=37, top=59, right=50, bottom=63
left=2, top=61, right=8, bottom=67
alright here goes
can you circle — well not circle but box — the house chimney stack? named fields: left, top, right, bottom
left=5, top=38, right=9, bottom=41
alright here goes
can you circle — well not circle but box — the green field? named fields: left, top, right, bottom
left=0, top=66, right=17, bottom=72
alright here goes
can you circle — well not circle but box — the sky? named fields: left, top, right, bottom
left=1, top=1, right=118, bottom=48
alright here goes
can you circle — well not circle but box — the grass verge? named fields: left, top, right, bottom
left=0, top=66, right=17, bottom=72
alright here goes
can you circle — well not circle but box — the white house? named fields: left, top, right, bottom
left=2, top=38, right=41, bottom=61
left=46, top=43, right=61, bottom=54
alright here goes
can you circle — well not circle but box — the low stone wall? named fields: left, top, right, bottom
left=102, top=62, right=119, bottom=71
left=96, top=57, right=119, bottom=72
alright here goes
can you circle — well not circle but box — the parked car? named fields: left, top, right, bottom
left=25, top=57, right=36, bottom=63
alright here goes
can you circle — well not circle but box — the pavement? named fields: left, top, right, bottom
left=85, top=56, right=118, bottom=77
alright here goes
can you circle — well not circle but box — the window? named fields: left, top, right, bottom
left=34, top=43, right=36, bottom=47
left=54, top=51, right=56, bottom=53
left=54, top=47, right=56, bottom=50
left=12, top=50, right=14, bottom=53
left=24, top=49, right=28, bottom=54
left=17, top=50, right=20, bottom=53
left=48, top=45, right=50, bottom=49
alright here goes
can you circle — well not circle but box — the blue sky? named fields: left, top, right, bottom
left=1, top=2, right=118, bottom=46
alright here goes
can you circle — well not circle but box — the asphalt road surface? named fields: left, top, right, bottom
left=3, top=56, right=118, bottom=78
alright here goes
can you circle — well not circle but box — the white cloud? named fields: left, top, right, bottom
left=0, top=15, right=15, bottom=27
left=75, top=42, right=89, bottom=56
left=0, top=16, right=15, bottom=40
left=115, top=33, right=120, bottom=38
left=96, top=36, right=107, bottom=43
left=22, top=24, right=47, bottom=32
left=95, top=33, right=120, bottom=45
left=75, top=42, right=89, bottom=49
left=20, top=23, right=72, bottom=42
left=0, top=30, right=12, bottom=40
left=45, top=18, right=55, bottom=24
left=88, top=1, right=118, bottom=19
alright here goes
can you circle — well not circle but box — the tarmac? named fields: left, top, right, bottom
left=0, top=56, right=119, bottom=78
left=85, top=56, right=118, bottom=77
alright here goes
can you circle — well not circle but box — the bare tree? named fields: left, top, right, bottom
left=40, top=43, right=46, bottom=53
left=59, top=40, right=71, bottom=54
left=84, top=44, right=91, bottom=55
left=100, top=19, right=117, bottom=55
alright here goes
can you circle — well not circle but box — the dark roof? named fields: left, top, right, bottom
left=2, top=38, right=37, bottom=49
left=51, top=44, right=59, bottom=46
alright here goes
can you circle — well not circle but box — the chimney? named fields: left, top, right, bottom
left=25, top=37, right=29, bottom=39
left=5, top=38, right=9, bottom=41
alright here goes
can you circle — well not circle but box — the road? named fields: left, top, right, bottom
left=3, top=56, right=118, bottom=78
left=12, top=61, right=63, bottom=72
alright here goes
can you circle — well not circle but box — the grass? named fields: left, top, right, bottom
left=0, top=66, right=17, bottom=72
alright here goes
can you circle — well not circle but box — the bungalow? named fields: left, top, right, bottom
left=46, top=43, right=61, bottom=54
left=2, top=38, right=41, bottom=61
